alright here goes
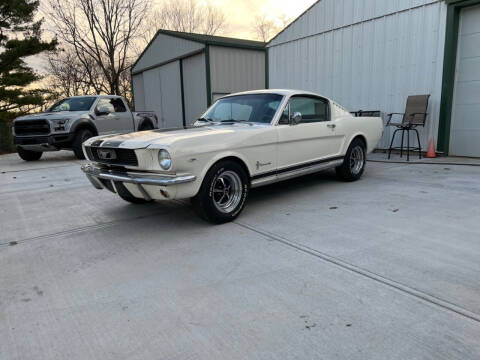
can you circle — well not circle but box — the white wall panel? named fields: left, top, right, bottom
left=209, top=46, right=265, bottom=96
left=142, top=68, right=163, bottom=127
left=132, top=74, right=145, bottom=111
left=159, top=61, right=183, bottom=128
left=182, top=53, right=207, bottom=125
left=133, top=33, right=204, bottom=74
left=268, top=1, right=447, bottom=149
left=269, top=0, right=442, bottom=47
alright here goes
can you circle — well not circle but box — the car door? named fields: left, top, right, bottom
left=276, top=95, right=343, bottom=170
left=93, top=98, right=118, bottom=135
left=110, top=97, right=135, bottom=132
left=93, top=97, right=132, bottom=135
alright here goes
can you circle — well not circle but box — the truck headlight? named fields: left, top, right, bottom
left=158, top=149, right=171, bottom=170
left=51, top=119, right=70, bottom=131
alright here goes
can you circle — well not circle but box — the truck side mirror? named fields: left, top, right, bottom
left=95, top=105, right=111, bottom=116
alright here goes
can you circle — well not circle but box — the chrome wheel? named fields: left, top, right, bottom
left=349, top=146, right=365, bottom=175
left=212, top=170, right=243, bottom=214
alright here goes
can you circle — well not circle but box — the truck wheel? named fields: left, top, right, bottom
left=73, top=129, right=93, bottom=160
left=17, top=146, right=42, bottom=161
left=191, top=160, right=249, bottom=224
left=139, top=122, right=153, bottom=131
left=336, top=138, right=366, bottom=182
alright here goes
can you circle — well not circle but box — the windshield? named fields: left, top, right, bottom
left=202, top=94, right=284, bottom=124
left=48, top=97, right=97, bottom=112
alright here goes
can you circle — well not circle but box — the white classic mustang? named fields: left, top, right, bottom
left=81, top=90, right=383, bottom=223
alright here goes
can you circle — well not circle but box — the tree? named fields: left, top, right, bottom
left=139, top=0, right=227, bottom=49
left=0, top=0, right=57, bottom=113
left=0, top=0, right=56, bottom=152
left=252, top=14, right=292, bottom=42
left=46, top=48, right=101, bottom=98
left=44, top=0, right=149, bottom=95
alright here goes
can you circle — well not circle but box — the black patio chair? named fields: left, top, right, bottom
left=387, top=95, right=429, bottom=161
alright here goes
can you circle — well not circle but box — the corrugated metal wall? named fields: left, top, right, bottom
left=268, top=0, right=447, bottom=149
left=132, top=74, right=145, bottom=111
left=159, top=61, right=183, bottom=128
left=183, top=53, right=207, bottom=125
left=142, top=67, right=163, bottom=127
left=132, top=33, right=204, bottom=74
left=210, top=46, right=266, bottom=98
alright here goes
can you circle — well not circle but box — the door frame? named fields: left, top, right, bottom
left=438, top=0, right=480, bottom=155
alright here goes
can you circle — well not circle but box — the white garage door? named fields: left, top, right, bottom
left=450, top=5, right=480, bottom=157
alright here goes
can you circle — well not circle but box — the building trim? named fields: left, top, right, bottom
left=265, top=49, right=269, bottom=89
left=438, top=0, right=480, bottom=154
left=205, top=45, right=212, bottom=107
left=179, top=59, right=186, bottom=127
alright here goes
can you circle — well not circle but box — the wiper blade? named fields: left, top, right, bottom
left=220, top=119, right=247, bottom=123
left=197, top=117, right=214, bottom=123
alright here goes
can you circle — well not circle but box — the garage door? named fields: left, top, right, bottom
left=450, top=5, right=480, bottom=157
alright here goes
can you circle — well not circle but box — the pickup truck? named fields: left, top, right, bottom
left=13, top=95, right=158, bottom=161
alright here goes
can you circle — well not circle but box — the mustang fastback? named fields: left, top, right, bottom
left=81, top=90, right=383, bottom=223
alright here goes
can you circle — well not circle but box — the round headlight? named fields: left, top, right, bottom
left=158, top=149, right=171, bottom=170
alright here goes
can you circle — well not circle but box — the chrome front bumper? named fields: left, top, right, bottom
left=81, top=163, right=196, bottom=200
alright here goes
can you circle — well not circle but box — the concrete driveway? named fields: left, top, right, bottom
left=1, top=151, right=479, bottom=359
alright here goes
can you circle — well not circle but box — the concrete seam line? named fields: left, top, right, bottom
left=367, top=160, right=480, bottom=167
left=235, top=221, right=480, bottom=324
left=0, top=164, right=80, bottom=174
left=0, top=209, right=173, bottom=248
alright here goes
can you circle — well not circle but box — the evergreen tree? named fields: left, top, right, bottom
left=0, top=0, right=56, bottom=152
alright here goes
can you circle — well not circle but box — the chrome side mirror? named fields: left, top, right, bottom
left=291, top=112, right=302, bottom=125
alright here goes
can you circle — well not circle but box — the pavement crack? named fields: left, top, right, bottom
left=235, top=221, right=480, bottom=324
left=0, top=209, right=171, bottom=248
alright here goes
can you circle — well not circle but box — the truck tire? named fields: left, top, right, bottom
left=139, top=122, right=153, bottom=131
left=73, top=129, right=93, bottom=160
left=191, top=160, right=249, bottom=224
left=336, top=138, right=366, bottom=182
left=17, top=146, right=42, bottom=161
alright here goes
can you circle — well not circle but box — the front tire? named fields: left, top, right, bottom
left=336, top=138, right=366, bottom=182
left=191, top=160, right=249, bottom=224
left=73, top=129, right=93, bottom=160
left=17, top=146, right=43, bottom=161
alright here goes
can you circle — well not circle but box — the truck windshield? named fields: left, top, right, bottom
left=202, top=94, right=284, bottom=124
left=49, top=97, right=97, bottom=112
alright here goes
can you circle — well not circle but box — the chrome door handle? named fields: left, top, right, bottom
left=327, top=124, right=336, bottom=129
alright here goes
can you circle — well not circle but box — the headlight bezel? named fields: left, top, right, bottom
left=50, top=118, right=71, bottom=132
left=158, top=149, right=172, bottom=170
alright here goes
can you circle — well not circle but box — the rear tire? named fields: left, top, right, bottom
left=191, top=160, right=249, bottom=224
left=336, top=138, right=366, bottom=182
left=139, top=122, right=154, bottom=131
left=73, top=129, right=93, bottom=160
left=17, top=146, right=42, bottom=161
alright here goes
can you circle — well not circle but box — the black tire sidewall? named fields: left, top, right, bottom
left=17, top=146, right=42, bottom=161
left=73, top=129, right=93, bottom=159
left=338, top=139, right=366, bottom=181
left=195, top=161, right=249, bottom=223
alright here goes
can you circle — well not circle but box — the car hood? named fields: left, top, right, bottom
left=15, top=111, right=90, bottom=121
left=85, top=124, right=271, bottom=151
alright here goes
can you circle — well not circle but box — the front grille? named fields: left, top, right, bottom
left=86, top=146, right=138, bottom=167
left=14, top=120, right=50, bottom=136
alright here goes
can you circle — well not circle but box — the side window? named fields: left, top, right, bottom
left=111, top=98, right=127, bottom=112
left=96, top=98, right=115, bottom=114
left=290, top=96, right=329, bottom=123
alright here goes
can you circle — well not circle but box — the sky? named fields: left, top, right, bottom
left=181, top=0, right=317, bottom=39
left=29, top=0, right=316, bottom=73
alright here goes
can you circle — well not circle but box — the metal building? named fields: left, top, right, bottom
left=131, top=30, right=266, bottom=128
left=267, top=0, right=480, bottom=157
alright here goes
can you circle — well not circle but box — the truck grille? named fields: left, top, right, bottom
left=86, top=147, right=138, bottom=167
left=14, top=120, right=50, bottom=136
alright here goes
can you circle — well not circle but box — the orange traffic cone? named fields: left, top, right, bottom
left=426, top=139, right=436, bottom=158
